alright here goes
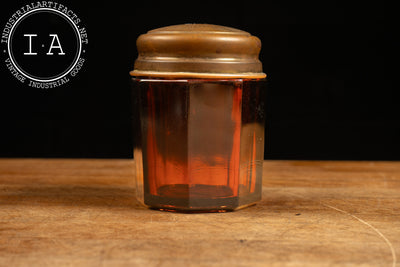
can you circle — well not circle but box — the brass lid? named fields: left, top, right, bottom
left=130, top=24, right=266, bottom=79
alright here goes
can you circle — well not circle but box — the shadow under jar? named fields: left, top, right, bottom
left=131, top=24, right=266, bottom=212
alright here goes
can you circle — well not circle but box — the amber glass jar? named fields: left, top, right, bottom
left=131, top=24, right=266, bottom=212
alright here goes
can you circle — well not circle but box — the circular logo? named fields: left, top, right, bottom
left=2, top=3, right=88, bottom=88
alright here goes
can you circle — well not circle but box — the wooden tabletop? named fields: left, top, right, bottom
left=0, top=159, right=399, bottom=267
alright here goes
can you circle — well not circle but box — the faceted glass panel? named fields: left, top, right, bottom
left=132, top=78, right=265, bottom=212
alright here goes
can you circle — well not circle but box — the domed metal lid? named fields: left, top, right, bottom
left=130, top=24, right=266, bottom=78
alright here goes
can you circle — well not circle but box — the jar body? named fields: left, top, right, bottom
left=132, top=78, right=265, bottom=212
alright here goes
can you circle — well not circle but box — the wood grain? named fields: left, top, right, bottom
left=0, top=159, right=399, bottom=266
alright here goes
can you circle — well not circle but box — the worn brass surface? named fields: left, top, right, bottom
left=130, top=24, right=266, bottom=78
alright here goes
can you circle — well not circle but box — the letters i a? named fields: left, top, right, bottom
left=23, top=34, right=65, bottom=55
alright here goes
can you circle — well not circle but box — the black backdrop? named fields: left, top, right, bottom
left=0, top=1, right=398, bottom=160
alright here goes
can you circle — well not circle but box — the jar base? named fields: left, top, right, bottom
left=147, top=202, right=257, bottom=213
left=143, top=184, right=258, bottom=213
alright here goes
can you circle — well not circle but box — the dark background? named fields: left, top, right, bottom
left=0, top=1, right=398, bottom=160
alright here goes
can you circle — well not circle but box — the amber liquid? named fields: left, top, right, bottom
left=133, top=78, right=265, bottom=212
